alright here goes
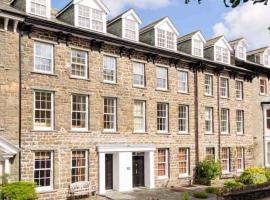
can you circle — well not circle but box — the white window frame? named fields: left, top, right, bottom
left=236, top=110, right=244, bottom=135
left=34, top=41, right=54, bottom=74
left=156, top=28, right=176, bottom=50
left=157, top=149, right=169, bottom=179
left=103, top=97, right=117, bottom=132
left=238, top=45, right=246, bottom=60
left=205, top=74, right=213, bottom=96
left=34, top=151, right=53, bottom=193
left=236, top=80, right=243, bottom=100
left=157, top=103, right=169, bottom=133
left=103, top=56, right=117, bottom=84
left=70, top=49, right=88, bottom=79
left=179, top=105, right=189, bottom=134
left=205, top=107, right=213, bottom=134
left=133, top=62, right=145, bottom=88
left=178, top=70, right=188, bottom=93
left=264, top=106, right=270, bottom=135
left=71, top=150, right=88, bottom=183
left=265, top=141, right=270, bottom=167
left=27, top=0, right=50, bottom=18
left=76, top=5, right=105, bottom=33
left=220, top=77, right=229, bottom=98
left=236, top=147, right=244, bottom=172
left=220, top=108, right=229, bottom=134
left=215, top=46, right=229, bottom=64
left=260, top=79, right=267, bottom=95
left=123, top=18, right=138, bottom=41
left=71, top=94, right=89, bottom=132
left=156, top=66, right=168, bottom=90
left=133, top=100, right=146, bottom=133
left=192, top=38, right=203, bottom=57
left=179, top=148, right=189, bottom=178
left=221, top=147, right=230, bottom=174
left=33, top=91, right=54, bottom=131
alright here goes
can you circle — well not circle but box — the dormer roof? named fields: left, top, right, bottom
left=229, top=37, right=247, bottom=46
left=56, top=0, right=110, bottom=17
left=107, top=8, right=142, bottom=26
left=178, top=30, right=206, bottom=44
left=205, top=35, right=233, bottom=51
left=140, top=16, right=179, bottom=35
left=247, top=47, right=269, bottom=56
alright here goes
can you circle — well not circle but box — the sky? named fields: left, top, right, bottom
left=52, top=0, right=270, bottom=50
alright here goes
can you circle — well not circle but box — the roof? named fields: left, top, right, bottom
left=0, top=1, right=25, bottom=16
left=177, top=30, right=200, bottom=43
left=107, top=8, right=142, bottom=25
left=0, top=136, right=20, bottom=156
left=140, top=16, right=167, bottom=33
left=205, top=36, right=223, bottom=49
left=247, top=47, right=269, bottom=56
left=229, top=37, right=244, bottom=45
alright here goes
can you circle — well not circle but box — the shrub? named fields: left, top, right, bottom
left=182, top=192, right=190, bottom=200
left=193, top=192, right=208, bottom=199
left=197, top=159, right=222, bottom=185
left=239, top=167, right=267, bottom=185
left=224, top=179, right=244, bottom=188
left=265, top=169, right=270, bottom=181
left=0, top=181, right=37, bottom=200
left=205, top=187, right=221, bottom=195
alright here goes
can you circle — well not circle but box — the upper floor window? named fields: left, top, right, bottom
left=157, top=29, right=175, bottom=50
left=193, top=39, right=203, bottom=57
left=71, top=49, right=88, bottom=79
left=179, top=105, right=189, bottom=134
left=133, top=100, right=146, bottom=133
left=78, top=5, right=104, bottom=32
left=124, top=19, right=137, bottom=41
left=103, top=56, right=117, bottom=83
left=260, top=79, right=267, bottom=95
left=34, top=91, right=54, bottom=131
left=205, top=107, right=213, bottom=134
left=104, top=97, right=117, bottom=132
left=157, top=103, right=168, bottom=133
left=221, top=108, right=229, bottom=134
left=236, top=110, right=244, bottom=135
left=178, top=71, right=188, bottom=93
left=34, top=151, right=53, bottom=191
left=34, top=42, right=53, bottom=74
left=238, top=46, right=246, bottom=60
left=205, top=74, right=213, bottom=96
left=156, top=66, right=168, bottom=90
left=71, top=151, right=88, bottom=183
left=71, top=95, right=88, bottom=131
left=216, top=46, right=229, bottom=64
left=30, top=0, right=47, bottom=17
left=236, top=81, right=243, bottom=100
left=220, top=78, right=229, bottom=98
left=133, top=62, right=145, bottom=87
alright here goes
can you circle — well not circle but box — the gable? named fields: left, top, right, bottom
left=122, top=9, right=142, bottom=24
left=154, top=17, right=179, bottom=35
left=192, top=32, right=206, bottom=44
left=73, top=0, right=109, bottom=14
left=215, top=37, right=233, bottom=51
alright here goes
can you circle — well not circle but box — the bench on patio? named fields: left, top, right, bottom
left=69, top=181, right=93, bottom=199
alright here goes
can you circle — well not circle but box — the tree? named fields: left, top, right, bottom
left=185, top=0, right=268, bottom=8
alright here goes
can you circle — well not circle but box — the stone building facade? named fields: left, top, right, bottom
left=0, top=0, right=270, bottom=200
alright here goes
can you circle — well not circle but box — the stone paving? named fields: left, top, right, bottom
left=102, top=187, right=217, bottom=200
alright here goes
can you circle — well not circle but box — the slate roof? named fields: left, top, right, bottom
left=107, top=8, right=133, bottom=25
left=177, top=30, right=200, bottom=43
left=0, top=1, right=25, bottom=16
left=205, top=36, right=223, bottom=49
left=140, top=17, right=167, bottom=33
left=247, top=47, right=269, bottom=56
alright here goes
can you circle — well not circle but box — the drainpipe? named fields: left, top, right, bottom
left=194, top=67, right=199, bottom=166
left=18, top=28, right=22, bottom=181
left=217, top=72, right=221, bottom=161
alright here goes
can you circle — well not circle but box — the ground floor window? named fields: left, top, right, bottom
left=178, top=148, right=189, bottom=177
left=157, top=149, right=169, bottom=179
left=236, top=147, right=244, bottom=172
left=71, top=151, right=88, bottom=183
left=221, top=147, right=230, bottom=174
left=205, top=147, right=215, bottom=160
left=34, top=151, right=53, bottom=190
left=266, top=142, right=270, bottom=167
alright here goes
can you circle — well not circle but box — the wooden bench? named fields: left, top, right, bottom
left=69, top=181, right=92, bottom=199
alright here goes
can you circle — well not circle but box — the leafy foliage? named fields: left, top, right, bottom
left=185, top=0, right=268, bottom=8
left=193, top=192, right=209, bottom=199
left=239, top=167, right=268, bottom=185
left=224, top=179, right=244, bottom=188
left=265, top=169, right=270, bottom=181
left=205, top=187, right=222, bottom=195
left=0, top=182, right=37, bottom=200
left=197, top=159, right=222, bottom=185
left=182, top=192, right=190, bottom=200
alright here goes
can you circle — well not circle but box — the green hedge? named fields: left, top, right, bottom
left=0, top=182, right=37, bottom=200
left=197, top=159, right=222, bottom=185
left=239, top=167, right=268, bottom=185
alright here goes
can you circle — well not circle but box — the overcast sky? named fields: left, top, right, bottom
left=53, top=0, right=270, bottom=50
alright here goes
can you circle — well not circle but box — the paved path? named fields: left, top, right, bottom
left=104, top=188, right=217, bottom=200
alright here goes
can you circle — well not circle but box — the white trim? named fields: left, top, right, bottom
left=157, top=103, right=169, bottom=133
left=221, top=147, right=230, bottom=174
left=178, top=70, right=188, bottom=93
left=26, top=0, right=51, bottom=19
left=97, top=144, right=156, bottom=153
left=103, top=97, right=117, bottom=132
left=157, top=149, right=169, bottom=179
left=133, top=100, right=146, bottom=133
left=153, top=17, right=179, bottom=35
left=70, top=49, right=88, bottom=79
left=71, top=150, right=88, bottom=183
left=178, top=148, right=189, bottom=178
left=204, top=73, right=214, bottom=96
left=178, top=105, right=189, bottom=134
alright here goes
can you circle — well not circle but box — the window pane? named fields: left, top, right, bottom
left=30, top=0, right=47, bottom=16
left=236, top=110, right=244, bottom=134
left=157, top=29, right=165, bottom=48
left=125, top=19, right=137, bottom=40
left=194, top=39, right=202, bottom=57
left=236, top=148, right=244, bottom=171
left=206, top=148, right=215, bottom=160
left=92, top=9, right=103, bottom=32
left=78, top=5, right=91, bottom=29
left=236, top=81, right=243, bottom=100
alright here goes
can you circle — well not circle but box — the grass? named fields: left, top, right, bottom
left=193, top=191, right=209, bottom=199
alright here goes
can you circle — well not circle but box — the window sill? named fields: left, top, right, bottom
left=156, top=89, right=170, bottom=92
left=69, top=130, right=92, bottom=133
left=205, top=132, right=214, bottom=135
left=178, top=91, right=189, bottom=95
left=178, top=132, right=190, bottom=135
left=0, top=128, right=4, bottom=131
left=236, top=133, right=244, bottom=136
left=204, top=94, right=214, bottom=98
left=156, top=132, right=170, bottom=135
left=102, top=81, right=118, bottom=85
left=133, top=85, right=146, bottom=89
left=236, top=98, right=243, bottom=101
left=31, top=71, right=57, bottom=77
left=36, top=187, right=55, bottom=194
left=158, top=176, right=169, bottom=180
left=220, top=97, right=229, bottom=100
left=102, top=131, right=119, bottom=134
left=133, top=132, right=148, bottom=134
left=70, top=76, right=90, bottom=81
left=178, top=175, right=191, bottom=179
left=31, top=129, right=57, bottom=133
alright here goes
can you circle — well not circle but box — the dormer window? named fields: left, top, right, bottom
left=157, top=29, right=175, bottom=50
left=264, top=51, right=270, bottom=67
left=193, top=39, right=203, bottom=57
left=238, top=46, right=245, bottom=59
left=27, top=0, right=50, bottom=18
left=78, top=5, right=104, bottom=32
left=216, top=46, right=229, bottom=64
left=124, top=19, right=137, bottom=41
